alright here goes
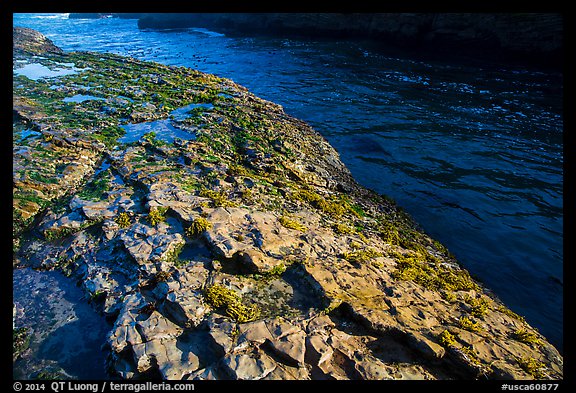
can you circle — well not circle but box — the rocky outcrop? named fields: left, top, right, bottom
left=13, top=26, right=63, bottom=56
left=137, top=13, right=563, bottom=68
left=13, top=27, right=563, bottom=380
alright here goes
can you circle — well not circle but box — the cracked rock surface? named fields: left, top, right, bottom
left=13, top=27, right=562, bottom=380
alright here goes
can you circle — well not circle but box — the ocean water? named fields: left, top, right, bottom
left=13, top=13, right=563, bottom=355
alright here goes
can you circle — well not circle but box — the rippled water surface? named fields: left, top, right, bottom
left=13, top=13, right=563, bottom=351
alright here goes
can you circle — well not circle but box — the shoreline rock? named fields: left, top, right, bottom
left=134, top=13, right=563, bottom=69
left=13, top=27, right=563, bottom=380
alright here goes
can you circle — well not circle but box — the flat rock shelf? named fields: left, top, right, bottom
left=12, top=27, right=563, bottom=381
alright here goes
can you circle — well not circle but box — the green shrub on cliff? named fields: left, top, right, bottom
left=496, top=304, right=526, bottom=323
left=142, top=131, right=165, bottom=147
left=191, top=89, right=219, bottom=104
left=379, top=221, right=401, bottom=245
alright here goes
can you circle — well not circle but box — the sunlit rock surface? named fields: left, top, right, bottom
left=13, top=27, right=563, bottom=380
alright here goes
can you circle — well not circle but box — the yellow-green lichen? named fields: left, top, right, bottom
left=441, top=290, right=457, bottom=303
left=357, top=232, right=370, bottom=244
left=465, top=295, right=491, bottom=318
left=227, top=163, right=250, bottom=177
left=392, top=252, right=480, bottom=294
left=43, top=227, right=75, bottom=241
left=292, top=189, right=346, bottom=218
left=204, top=284, right=260, bottom=323
left=432, top=239, right=450, bottom=255
left=341, top=197, right=365, bottom=218
left=43, top=219, right=102, bottom=241
left=162, top=242, right=184, bottom=264
left=279, top=215, right=307, bottom=232
left=379, top=221, right=401, bottom=245
left=13, top=327, right=30, bottom=356
left=512, top=328, right=543, bottom=347
left=436, top=267, right=479, bottom=292
left=320, top=299, right=343, bottom=315
left=148, top=207, right=167, bottom=226
left=516, top=356, right=547, bottom=379
left=115, top=212, right=131, bottom=228
left=142, top=131, right=166, bottom=147
left=458, top=316, right=484, bottom=333
left=341, top=248, right=382, bottom=264
left=438, top=330, right=457, bottom=347
left=199, top=189, right=238, bottom=208
left=334, top=223, right=354, bottom=235
left=241, top=188, right=252, bottom=201
left=349, top=240, right=363, bottom=250
left=186, top=217, right=212, bottom=237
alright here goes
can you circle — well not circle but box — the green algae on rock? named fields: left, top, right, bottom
left=12, top=27, right=563, bottom=380
left=13, top=327, right=30, bottom=361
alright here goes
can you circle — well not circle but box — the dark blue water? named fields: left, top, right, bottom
left=13, top=13, right=563, bottom=352
left=13, top=268, right=110, bottom=379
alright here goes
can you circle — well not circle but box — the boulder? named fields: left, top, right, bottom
left=203, top=208, right=296, bottom=273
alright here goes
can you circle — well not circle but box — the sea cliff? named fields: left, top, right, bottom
left=135, top=13, right=563, bottom=68
left=13, top=27, right=563, bottom=380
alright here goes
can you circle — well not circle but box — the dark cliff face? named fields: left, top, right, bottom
left=136, top=13, right=563, bottom=68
